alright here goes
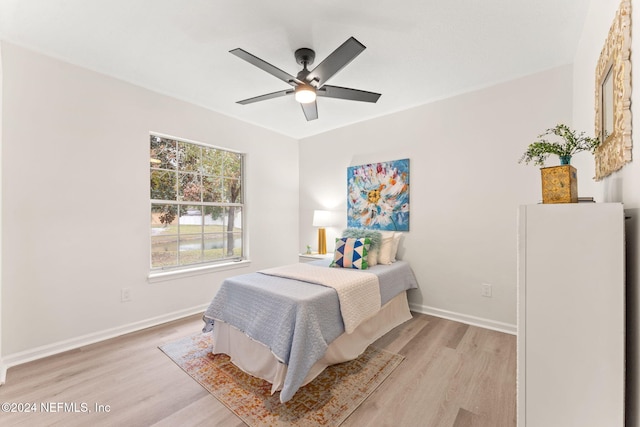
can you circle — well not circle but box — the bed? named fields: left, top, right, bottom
left=202, top=234, right=417, bottom=403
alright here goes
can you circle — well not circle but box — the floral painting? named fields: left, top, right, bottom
left=347, top=159, right=410, bottom=231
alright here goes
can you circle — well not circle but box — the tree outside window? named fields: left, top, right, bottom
left=150, top=135, right=244, bottom=270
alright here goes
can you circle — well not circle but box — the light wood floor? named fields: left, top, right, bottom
left=0, top=313, right=516, bottom=427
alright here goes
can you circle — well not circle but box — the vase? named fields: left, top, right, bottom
left=559, top=155, right=572, bottom=165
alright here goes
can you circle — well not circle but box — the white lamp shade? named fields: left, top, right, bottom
left=312, top=210, right=333, bottom=227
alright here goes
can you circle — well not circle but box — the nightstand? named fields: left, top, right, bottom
left=298, top=253, right=333, bottom=263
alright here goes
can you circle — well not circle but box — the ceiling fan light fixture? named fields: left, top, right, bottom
left=231, top=37, right=380, bottom=120
left=295, top=85, right=316, bottom=103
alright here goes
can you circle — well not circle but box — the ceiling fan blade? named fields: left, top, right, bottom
left=301, top=101, right=318, bottom=121
left=236, top=89, right=293, bottom=105
left=317, top=85, right=381, bottom=103
left=306, top=37, right=366, bottom=87
left=230, top=48, right=302, bottom=86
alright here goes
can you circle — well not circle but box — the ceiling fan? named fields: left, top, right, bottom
left=230, top=36, right=381, bottom=121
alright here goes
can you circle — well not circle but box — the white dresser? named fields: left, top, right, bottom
left=517, top=203, right=625, bottom=427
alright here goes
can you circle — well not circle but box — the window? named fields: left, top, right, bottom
left=150, top=135, right=244, bottom=270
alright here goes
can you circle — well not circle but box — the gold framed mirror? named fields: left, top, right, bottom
left=594, top=0, right=632, bottom=181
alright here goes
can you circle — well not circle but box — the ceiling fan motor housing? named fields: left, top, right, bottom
left=294, top=48, right=315, bottom=67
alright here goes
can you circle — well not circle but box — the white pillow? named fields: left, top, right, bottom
left=377, top=232, right=395, bottom=265
left=391, top=232, right=402, bottom=262
left=367, top=247, right=378, bottom=267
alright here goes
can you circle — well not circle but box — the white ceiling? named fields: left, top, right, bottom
left=0, top=0, right=590, bottom=139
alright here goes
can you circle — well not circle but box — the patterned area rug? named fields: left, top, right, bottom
left=159, top=333, right=403, bottom=426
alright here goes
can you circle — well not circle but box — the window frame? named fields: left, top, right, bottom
left=149, top=133, right=246, bottom=274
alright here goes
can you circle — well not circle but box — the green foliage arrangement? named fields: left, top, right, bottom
left=519, top=124, right=600, bottom=166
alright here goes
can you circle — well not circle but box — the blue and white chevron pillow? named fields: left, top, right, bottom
left=331, top=237, right=371, bottom=269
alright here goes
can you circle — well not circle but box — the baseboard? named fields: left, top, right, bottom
left=0, top=304, right=209, bottom=377
left=409, top=303, right=517, bottom=335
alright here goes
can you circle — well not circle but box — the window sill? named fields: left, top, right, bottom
left=148, top=259, right=251, bottom=283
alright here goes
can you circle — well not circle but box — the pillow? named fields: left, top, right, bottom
left=342, top=228, right=381, bottom=267
left=377, top=232, right=404, bottom=264
left=331, top=237, right=370, bottom=269
left=391, top=232, right=403, bottom=262
left=341, top=228, right=382, bottom=250
left=377, top=232, right=395, bottom=265
left=367, top=247, right=379, bottom=267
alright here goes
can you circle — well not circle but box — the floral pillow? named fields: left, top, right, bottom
left=331, top=237, right=371, bottom=269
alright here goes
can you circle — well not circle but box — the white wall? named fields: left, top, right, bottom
left=0, top=42, right=4, bottom=381
left=0, top=42, right=299, bottom=362
left=573, top=0, right=639, bottom=425
left=299, top=65, right=574, bottom=331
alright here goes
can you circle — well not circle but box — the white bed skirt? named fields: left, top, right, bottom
left=211, top=291, right=412, bottom=394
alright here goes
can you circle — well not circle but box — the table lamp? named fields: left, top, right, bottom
left=312, top=210, right=332, bottom=254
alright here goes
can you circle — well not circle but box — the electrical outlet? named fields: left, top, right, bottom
left=121, top=288, right=132, bottom=302
left=481, top=283, right=492, bottom=298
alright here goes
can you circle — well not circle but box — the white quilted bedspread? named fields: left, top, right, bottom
left=259, top=263, right=381, bottom=334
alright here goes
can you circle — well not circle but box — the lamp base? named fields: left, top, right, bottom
left=317, top=228, right=327, bottom=254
